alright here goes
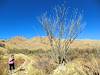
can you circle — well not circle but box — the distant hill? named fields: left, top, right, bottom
left=4, top=36, right=50, bottom=50
left=0, top=36, right=100, bottom=52
left=71, top=40, right=100, bottom=50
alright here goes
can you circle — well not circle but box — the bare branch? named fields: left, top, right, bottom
left=38, top=4, right=86, bottom=64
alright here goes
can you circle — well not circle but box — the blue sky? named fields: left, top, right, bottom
left=0, top=0, right=100, bottom=39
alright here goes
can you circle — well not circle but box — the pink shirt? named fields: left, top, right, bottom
left=8, top=58, right=14, bottom=64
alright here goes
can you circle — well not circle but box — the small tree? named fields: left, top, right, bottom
left=38, top=4, right=85, bottom=64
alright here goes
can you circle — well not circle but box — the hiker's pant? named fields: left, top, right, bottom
left=9, top=64, right=15, bottom=70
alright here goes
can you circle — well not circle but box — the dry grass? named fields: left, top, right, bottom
left=0, top=55, right=25, bottom=75
left=53, top=57, right=100, bottom=75
left=0, top=37, right=100, bottom=75
left=33, top=56, right=57, bottom=74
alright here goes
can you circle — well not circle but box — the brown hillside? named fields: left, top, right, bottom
left=5, top=36, right=50, bottom=50
left=1, top=36, right=100, bottom=51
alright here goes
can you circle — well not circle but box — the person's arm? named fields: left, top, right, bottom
left=9, top=59, right=14, bottom=62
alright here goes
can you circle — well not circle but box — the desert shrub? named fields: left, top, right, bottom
left=65, top=47, right=100, bottom=61
left=33, top=56, right=57, bottom=74
left=52, top=57, right=100, bottom=75
left=0, top=47, right=6, bottom=55
left=0, top=56, right=8, bottom=75
left=7, top=48, right=51, bottom=57
left=8, top=49, right=33, bottom=55
left=30, top=68, right=45, bottom=75
left=15, top=57, right=25, bottom=68
left=31, top=49, right=51, bottom=57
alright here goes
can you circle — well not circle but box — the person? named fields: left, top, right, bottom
left=8, top=54, right=15, bottom=71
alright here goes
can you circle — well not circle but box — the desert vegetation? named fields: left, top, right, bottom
left=0, top=3, right=100, bottom=75
left=38, top=4, right=85, bottom=64
left=0, top=36, right=100, bottom=75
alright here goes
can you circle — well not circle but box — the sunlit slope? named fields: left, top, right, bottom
left=5, top=36, right=50, bottom=50
left=1, top=36, right=100, bottom=51
left=70, top=40, right=100, bottom=51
